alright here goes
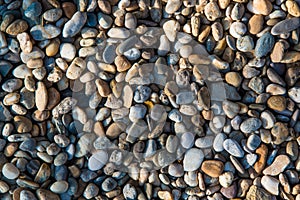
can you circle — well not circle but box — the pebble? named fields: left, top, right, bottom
left=84, top=183, right=99, bottom=199
left=183, top=148, right=204, bottom=171
left=60, top=43, right=76, bottom=62
left=30, top=24, right=61, bottom=41
left=288, top=87, right=300, bottom=103
left=219, top=172, right=234, bottom=188
left=286, top=0, right=300, bottom=17
left=50, top=181, right=69, bottom=194
left=201, top=160, right=224, bottom=178
left=263, top=155, right=290, bottom=176
left=163, top=20, right=180, bottom=42
left=261, top=175, right=279, bottom=195
left=237, top=35, right=254, bottom=52
left=102, top=177, right=117, bottom=192
left=165, top=0, right=182, bottom=14
left=2, top=163, right=20, bottom=179
left=35, top=81, right=48, bottom=111
left=252, top=0, right=273, bottom=15
left=168, top=163, right=184, bottom=177
left=229, top=22, right=247, bottom=38
left=88, top=150, right=108, bottom=171
left=255, top=32, right=275, bottom=58
left=63, top=11, right=87, bottom=38
left=247, top=134, right=261, bottom=151
left=20, top=190, right=37, bottom=200
left=180, top=132, right=195, bottom=149
left=123, top=183, right=137, bottom=200
left=36, top=189, right=60, bottom=200
left=6, top=20, right=28, bottom=36
left=248, top=14, right=264, bottom=35
left=240, top=118, right=262, bottom=133
left=267, top=95, right=286, bottom=111
left=43, top=8, right=63, bottom=22
left=223, top=139, right=245, bottom=158
left=271, top=122, right=289, bottom=145
left=204, top=1, right=221, bottom=21
left=271, top=18, right=300, bottom=35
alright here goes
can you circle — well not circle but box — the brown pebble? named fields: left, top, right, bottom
left=267, top=96, right=286, bottom=111
left=201, top=160, right=224, bottom=178
left=248, top=15, right=264, bottom=35
left=6, top=20, right=28, bottom=36
left=115, top=55, right=131, bottom=72
left=254, top=144, right=268, bottom=174
left=62, top=2, right=76, bottom=19
left=35, top=82, right=48, bottom=111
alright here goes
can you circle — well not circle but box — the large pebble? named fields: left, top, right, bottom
left=261, top=176, right=279, bottom=195
left=223, top=139, right=244, bottom=158
left=201, top=160, right=224, bottom=177
left=63, top=11, right=87, bottom=38
left=271, top=18, right=300, bottom=35
left=35, top=82, right=48, bottom=111
left=163, top=20, right=180, bottom=42
left=255, top=32, right=275, bottom=58
left=183, top=148, right=204, bottom=171
left=2, top=163, right=20, bottom=179
left=30, top=25, right=61, bottom=41
left=263, top=155, right=290, bottom=176
left=165, top=0, right=182, bottom=14
left=60, top=43, right=76, bottom=62
left=240, top=118, right=262, bottom=133
left=6, top=20, right=28, bottom=36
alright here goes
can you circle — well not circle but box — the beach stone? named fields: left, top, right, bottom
left=63, top=11, right=87, bottom=38
left=195, top=136, right=214, bottom=148
left=248, top=14, right=264, bottom=35
left=84, top=183, right=99, bottom=199
left=163, top=20, right=180, bottom=42
left=267, top=96, right=286, bottom=111
left=14, top=116, right=32, bottom=133
left=260, top=111, right=275, bottom=129
left=255, top=32, right=275, bottom=58
left=0, top=181, right=9, bottom=193
left=261, top=176, right=279, bottom=195
left=134, top=86, right=151, bottom=103
left=223, top=100, right=240, bottom=119
left=50, top=181, right=69, bottom=194
left=30, top=25, right=61, bottom=41
left=2, top=163, right=20, bottom=179
left=223, top=139, right=244, bottom=158
left=219, top=171, right=234, bottom=188
left=201, top=160, right=224, bottom=178
left=183, top=148, right=204, bottom=171
left=204, top=1, right=221, bottom=21
left=263, top=155, right=290, bottom=176
left=247, top=134, right=261, bottom=151
left=168, top=163, right=184, bottom=177
left=6, top=20, right=28, bottom=36
left=254, top=144, right=268, bottom=174
left=102, top=177, right=117, bottom=192
left=248, top=77, right=264, bottom=94
left=166, top=135, right=179, bottom=153
left=180, top=132, right=195, bottom=149
left=240, top=118, right=262, bottom=133
left=246, top=185, right=272, bottom=200
left=286, top=0, right=300, bottom=17
left=129, top=104, right=147, bottom=122
left=60, top=43, right=76, bottom=62
left=2, top=79, right=22, bottom=92
left=103, top=44, right=116, bottom=64
left=98, top=13, right=113, bottom=29
left=271, top=122, right=289, bottom=145
left=213, top=133, right=226, bottom=152
left=123, top=183, right=137, bottom=200
left=35, top=82, right=48, bottom=111
left=43, top=8, right=63, bottom=22
left=36, top=189, right=60, bottom=200
left=229, top=22, right=247, bottom=38
left=17, top=32, right=32, bottom=53
left=88, top=150, right=108, bottom=171
left=237, top=35, right=254, bottom=52
left=253, top=0, right=273, bottom=15
left=115, top=55, right=131, bottom=72
left=107, top=28, right=130, bottom=38
left=165, top=0, right=182, bottom=14
left=271, top=18, right=300, bottom=35
left=25, top=2, right=42, bottom=18
left=288, top=87, right=300, bottom=103
left=270, top=41, right=285, bottom=62
left=20, top=190, right=37, bottom=200
left=62, top=2, right=76, bottom=18
left=75, top=133, right=97, bottom=157
left=95, top=79, right=111, bottom=97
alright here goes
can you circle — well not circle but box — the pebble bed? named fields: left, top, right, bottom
left=0, top=0, right=300, bottom=200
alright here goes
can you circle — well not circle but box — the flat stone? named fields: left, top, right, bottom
left=253, top=0, right=273, bottom=15
left=229, top=22, right=247, bottom=38
left=223, top=139, right=245, bottom=158
left=107, top=28, right=130, bottom=39
left=246, top=185, right=273, bottom=200
left=183, top=148, right=204, bottom=171
left=204, top=1, right=221, bottom=21
left=247, top=134, right=261, bottom=151
left=2, top=163, right=20, bottom=179
left=123, top=184, right=137, bottom=200
left=261, top=175, right=279, bottom=195
left=213, top=133, right=226, bottom=152
left=165, top=0, right=182, bottom=14
left=35, top=81, right=48, bottom=111
left=255, top=32, right=275, bottom=58
left=271, top=18, right=300, bottom=35
left=201, top=160, right=224, bottom=178
left=263, top=155, right=290, bottom=176
left=30, top=24, right=61, bottom=41
left=50, top=181, right=69, bottom=194
left=75, top=133, right=97, bottom=157
left=6, top=20, right=28, bottom=36
left=288, top=87, right=300, bottom=103
left=248, top=14, right=264, bottom=35
left=84, top=183, right=99, bottom=199
left=267, top=95, right=286, bottom=111
left=271, top=122, right=289, bottom=145
left=60, top=43, right=76, bottom=62
left=163, top=20, right=180, bottom=42
left=36, top=189, right=60, bottom=200
left=237, top=35, right=254, bottom=52
left=62, top=11, right=87, bottom=38
left=43, top=8, right=63, bottom=22
left=240, top=118, right=262, bottom=133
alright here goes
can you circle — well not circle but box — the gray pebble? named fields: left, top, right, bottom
left=223, top=139, right=244, bottom=158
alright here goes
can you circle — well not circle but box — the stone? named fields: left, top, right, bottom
left=261, top=175, right=279, bottom=195
left=229, top=22, right=247, bottom=38
left=36, top=189, right=60, bottom=200
left=270, top=41, right=285, bottom=62
left=25, top=2, right=42, bottom=18
left=263, top=155, right=290, bottom=176
left=204, top=1, right=221, bottom=21
left=14, top=116, right=32, bottom=133
left=248, top=14, right=264, bottom=35
left=103, top=44, right=116, bottom=64
left=165, top=0, right=182, bottom=14
left=252, top=0, right=273, bottom=15
left=247, top=134, right=261, bottom=151
left=6, top=20, right=28, bottom=36
left=35, top=81, right=48, bottom=111
left=254, top=144, right=268, bottom=174
left=2, top=163, right=20, bottom=179
left=102, top=177, right=117, bottom=192
left=30, top=25, right=61, bottom=41
left=62, top=2, right=76, bottom=18
left=180, top=132, right=195, bottom=149
left=260, top=111, right=275, bottom=129
left=237, top=35, right=254, bottom=52
left=255, top=33, right=275, bottom=58
left=223, top=139, right=244, bottom=158
left=163, top=20, right=180, bottom=42
left=20, top=190, right=37, bottom=200
left=17, top=32, right=32, bottom=53
left=201, top=160, right=224, bottom=178
left=123, top=184, right=137, bottom=200
left=246, top=185, right=273, bottom=200
left=134, top=86, right=151, bottom=103
left=60, top=43, right=76, bottom=62
left=286, top=0, right=300, bottom=17
left=271, top=18, right=300, bottom=35
left=129, top=104, right=147, bottom=122
left=183, top=148, right=204, bottom=171
left=223, top=100, right=240, bottom=118
left=248, top=77, right=264, bottom=94
left=50, top=181, right=69, bottom=194
left=95, top=79, right=111, bottom=97
left=63, top=11, right=87, bottom=38
left=267, top=96, right=286, bottom=111
left=288, top=87, right=300, bottom=103
left=75, top=133, right=97, bottom=157
left=2, top=79, right=22, bottom=92
left=115, top=55, right=131, bottom=72
left=219, top=171, right=234, bottom=188
left=88, top=150, right=108, bottom=171
left=43, top=8, right=63, bottom=22
left=84, top=183, right=99, bottom=199
left=240, top=118, right=262, bottom=133
left=271, top=122, right=289, bottom=145
left=168, top=163, right=184, bottom=177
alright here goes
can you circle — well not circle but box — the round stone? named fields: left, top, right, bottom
left=201, top=160, right=224, bottom=178
left=88, top=150, right=108, bottom=171
left=2, top=163, right=20, bottom=179
left=267, top=96, right=286, bottom=111
left=180, top=132, right=195, bottom=149
left=60, top=43, right=76, bottom=62
left=50, top=181, right=69, bottom=194
left=183, top=148, right=204, bottom=171
left=223, top=139, right=245, bottom=158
